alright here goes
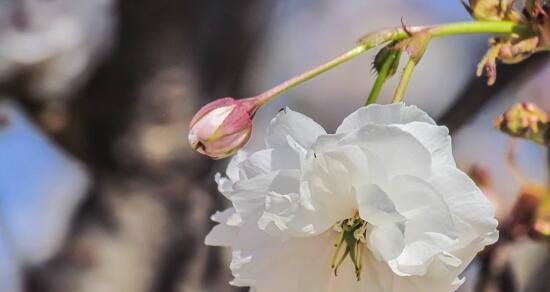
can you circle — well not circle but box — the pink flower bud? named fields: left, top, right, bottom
left=189, top=97, right=260, bottom=159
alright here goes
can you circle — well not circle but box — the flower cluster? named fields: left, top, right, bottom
left=206, top=104, right=498, bottom=292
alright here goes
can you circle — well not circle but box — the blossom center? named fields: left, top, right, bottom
left=331, top=211, right=368, bottom=281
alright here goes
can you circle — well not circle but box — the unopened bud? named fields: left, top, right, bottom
left=373, top=44, right=401, bottom=78
left=189, top=97, right=261, bottom=159
left=495, top=102, right=549, bottom=145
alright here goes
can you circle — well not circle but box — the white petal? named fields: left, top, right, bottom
left=215, top=151, right=249, bottom=199
left=239, top=148, right=300, bottom=179
left=302, top=144, right=368, bottom=223
left=328, top=248, right=465, bottom=292
left=206, top=208, right=241, bottom=246
left=231, top=169, right=333, bottom=237
left=391, top=232, right=458, bottom=276
left=341, top=124, right=432, bottom=180
left=205, top=223, right=239, bottom=246
left=258, top=183, right=334, bottom=238
left=388, top=175, right=452, bottom=219
left=354, top=184, right=405, bottom=226
left=367, top=224, right=405, bottom=262
left=265, top=108, right=326, bottom=151
left=389, top=254, right=465, bottom=292
left=227, top=150, right=248, bottom=182
left=324, top=251, right=379, bottom=292
left=336, top=103, right=435, bottom=134
left=257, top=192, right=300, bottom=231
left=326, top=244, right=463, bottom=292
left=231, top=171, right=298, bottom=222
left=395, top=122, right=455, bottom=168
left=211, top=208, right=241, bottom=226
left=429, top=166, right=498, bottom=240
left=446, top=236, right=492, bottom=274
left=308, top=133, right=347, bottom=153
left=388, top=175, right=457, bottom=243
left=215, top=173, right=234, bottom=200
left=230, top=228, right=335, bottom=292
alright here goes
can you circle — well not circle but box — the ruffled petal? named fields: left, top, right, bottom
left=239, top=148, right=301, bottom=179
left=388, top=253, right=465, bottom=292
left=231, top=170, right=333, bottom=238
left=390, top=232, right=458, bottom=276
left=429, top=166, right=498, bottom=240
left=336, top=103, right=435, bottom=134
left=205, top=208, right=241, bottom=246
left=231, top=170, right=299, bottom=223
left=211, top=207, right=241, bottom=226
left=367, top=224, right=405, bottom=262
left=341, top=125, right=432, bottom=180
left=395, top=122, right=455, bottom=168
left=205, top=223, right=240, bottom=246
left=388, top=175, right=453, bottom=221
left=230, top=228, right=335, bottom=292
left=258, top=189, right=334, bottom=238
left=265, top=108, right=326, bottom=151
left=302, top=143, right=369, bottom=223
left=227, top=150, right=248, bottom=182
left=215, top=151, right=249, bottom=199
left=355, top=184, right=405, bottom=226
left=215, top=173, right=234, bottom=200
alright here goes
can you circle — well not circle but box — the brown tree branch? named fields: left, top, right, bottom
left=438, top=54, right=549, bottom=133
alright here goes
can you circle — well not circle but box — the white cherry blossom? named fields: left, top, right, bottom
left=206, top=103, right=498, bottom=292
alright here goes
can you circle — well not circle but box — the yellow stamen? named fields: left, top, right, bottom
left=330, top=212, right=368, bottom=281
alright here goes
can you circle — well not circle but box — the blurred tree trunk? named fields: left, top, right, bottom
left=524, top=254, right=550, bottom=292
left=25, top=1, right=271, bottom=292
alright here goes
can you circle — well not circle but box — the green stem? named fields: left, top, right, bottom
left=366, top=50, right=399, bottom=105
left=255, top=21, right=530, bottom=105
left=256, top=45, right=371, bottom=105
left=429, top=21, right=529, bottom=37
left=392, top=59, right=416, bottom=103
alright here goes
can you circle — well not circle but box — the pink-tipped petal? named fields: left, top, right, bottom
left=189, top=96, right=262, bottom=159
left=190, top=97, right=237, bottom=127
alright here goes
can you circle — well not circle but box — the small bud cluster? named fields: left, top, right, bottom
left=495, top=102, right=549, bottom=146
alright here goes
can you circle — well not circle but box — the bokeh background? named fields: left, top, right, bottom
left=0, top=0, right=548, bottom=292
